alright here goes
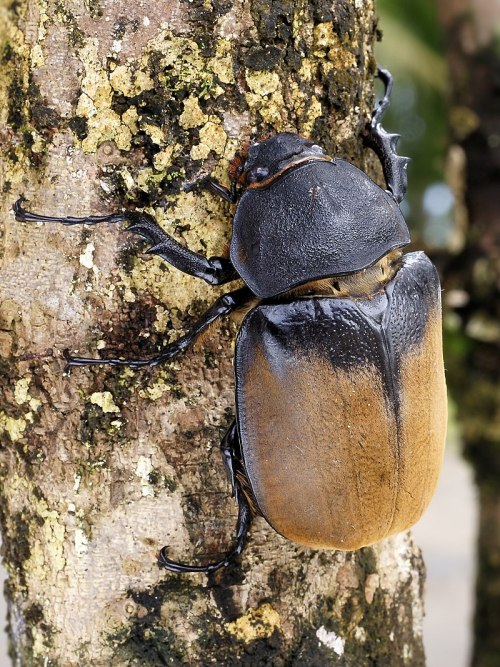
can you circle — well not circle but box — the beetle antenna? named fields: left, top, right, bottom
left=158, top=497, right=252, bottom=574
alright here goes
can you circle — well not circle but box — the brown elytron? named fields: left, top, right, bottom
left=235, top=253, right=446, bottom=549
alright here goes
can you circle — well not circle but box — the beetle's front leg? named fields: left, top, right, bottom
left=183, top=174, right=239, bottom=204
left=13, top=198, right=238, bottom=286
left=204, top=178, right=239, bottom=203
left=124, top=211, right=238, bottom=285
left=363, top=67, right=410, bottom=204
left=64, top=286, right=254, bottom=370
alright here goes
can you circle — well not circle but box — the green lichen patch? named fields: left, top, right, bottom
left=0, top=6, right=63, bottom=172
left=89, top=390, right=121, bottom=414
left=71, top=29, right=234, bottom=168
left=0, top=412, right=27, bottom=443
left=18, top=602, right=57, bottom=667
left=84, top=0, right=103, bottom=19
left=76, top=39, right=133, bottom=152
left=3, top=0, right=375, bottom=222
left=52, top=30, right=234, bottom=217
left=233, top=0, right=376, bottom=158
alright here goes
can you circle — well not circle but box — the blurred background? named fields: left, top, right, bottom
left=1, top=0, right=498, bottom=664
left=377, top=1, right=499, bottom=665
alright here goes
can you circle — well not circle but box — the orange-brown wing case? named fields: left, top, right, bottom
left=235, top=251, right=447, bottom=549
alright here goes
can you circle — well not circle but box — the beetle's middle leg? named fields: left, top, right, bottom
left=13, top=198, right=237, bottom=285
left=64, top=286, right=254, bottom=370
left=158, top=420, right=253, bottom=573
left=362, top=67, right=410, bottom=204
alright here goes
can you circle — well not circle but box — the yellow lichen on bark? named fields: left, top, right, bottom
left=179, top=96, right=209, bottom=129
left=30, top=0, right=49, bottom=68
left=0, top=413, right=27, bottom=442
left=76, top=40, right=133, bottom=152
left=313, top=22, right=358, bottom=66
left=72, top=28, right=236, bottom=156
left=226, top=603, right=282, bottom=642
left=0, top=0, right=32, bottom=185
left=190, top=121, right=228, bottom=160
left=89, top=391, right=121, bottom=414
left=245, top=70, right=287, bottom=127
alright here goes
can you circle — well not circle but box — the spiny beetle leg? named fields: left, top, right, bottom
left=204, top=178, right=239, bottom=204
left=159, top=421, right=253, bottom=574
left=13, top=199, right=238, bottom=286
left=63, top=286, right=254, bottom=370
left=182, top=175, right=239, bottom=203
left=220, top=421, right=239, bottom=498
left=362, top=67, right=410, bottom=204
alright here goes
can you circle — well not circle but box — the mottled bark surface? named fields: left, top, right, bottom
left=0, top=0, right=426, bottom=664
left=437, top=2, right=500, bottom=666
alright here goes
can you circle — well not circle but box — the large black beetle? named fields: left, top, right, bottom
left=14, top=69, right=447, bottom=573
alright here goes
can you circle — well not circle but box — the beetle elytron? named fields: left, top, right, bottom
left=14, top=68, right=447, bottom=573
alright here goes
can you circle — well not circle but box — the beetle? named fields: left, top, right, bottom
left=14, top=68, right=447, bottom=574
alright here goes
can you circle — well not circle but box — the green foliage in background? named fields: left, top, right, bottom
left=376, top=0, right=449, bottom=245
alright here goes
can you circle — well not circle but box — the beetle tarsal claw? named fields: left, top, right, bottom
left=125, top=220, right=165, bottom=244
left=158, top=546, right=229, bottom=574
left=145, top=243, right=167, bottom=256
left=158, top=496, right=253, bottom=574
left=387, top=132, right=401, bottom=149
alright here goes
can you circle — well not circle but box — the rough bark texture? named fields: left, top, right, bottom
left=436, top=2, right=500, bottom=666
left=0, top=0, right=426, bottom=665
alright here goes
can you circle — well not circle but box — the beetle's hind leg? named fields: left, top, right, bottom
left=363, top=67, right=410, bottom=204
left=159, top=421, right=253, bottom=574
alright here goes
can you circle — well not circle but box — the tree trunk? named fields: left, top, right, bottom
left=0, top=0, right=426, bottom=664
left=436, top=3, right=500, bottom=667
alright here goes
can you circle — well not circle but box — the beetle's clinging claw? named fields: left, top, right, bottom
left=158, top=501, right=252, bottom=574
left=372, top=67, right=394, bottom=126
left=205, top=177, right=239, bottom=203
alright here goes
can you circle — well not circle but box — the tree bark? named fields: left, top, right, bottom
left=436, top=3, right=500, bottom=667
left=0, top=0, right=426, bottom=664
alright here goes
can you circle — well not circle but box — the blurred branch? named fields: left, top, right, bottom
left=377, top=13, right=447, bottom=90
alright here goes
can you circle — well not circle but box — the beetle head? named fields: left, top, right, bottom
left=238, top=133, right=327, bottom=188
